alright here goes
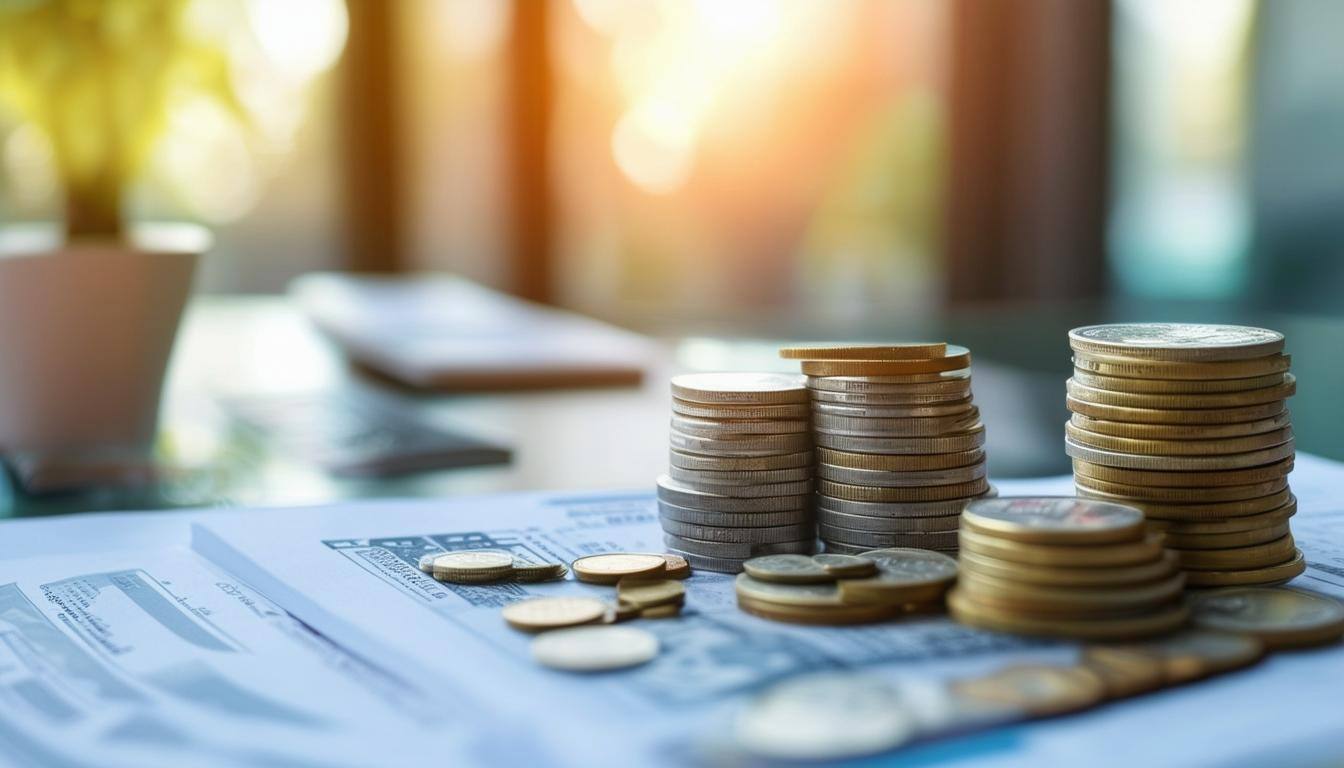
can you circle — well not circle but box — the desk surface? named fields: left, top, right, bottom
left=5, top=295, right=1342, bottom=518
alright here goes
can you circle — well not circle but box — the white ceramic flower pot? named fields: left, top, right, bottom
left=0, top=223, right=207, bottom=454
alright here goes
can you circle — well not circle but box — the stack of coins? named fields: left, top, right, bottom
left=658, top=373, right=817, bottom=573
left=949, top=498, right=1189, bottom=639
left=735, top=549, right=958, bottom=625
left=1065, top=324, right=1304, bottom=587
left=778, top=343, right=992, bottom=555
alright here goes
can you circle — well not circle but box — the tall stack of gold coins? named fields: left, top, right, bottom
left=950, top=497, right=1189, bottom=639
left=1065, top=324, right=1303, bottom=587
left=779, top=343, right=992, bottom=555
left=658, top=373, right=817, bottom=573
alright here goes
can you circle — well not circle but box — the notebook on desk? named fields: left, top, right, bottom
left=291, top=273, right=650, bottom=391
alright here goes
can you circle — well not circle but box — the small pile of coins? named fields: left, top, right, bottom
left=734, top=549, right=957, bottom=625
left=419, top=550, right=567, bottom=584
left=778, top=343, right=992, bottom=555
left=659, top=373, right=817, bottom=573
left=1065, top=323, right=1303, bottom=587
left=949, top=498, right=1189, bottom=639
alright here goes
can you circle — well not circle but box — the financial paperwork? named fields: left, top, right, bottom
left=1, top=455, right=1343, bottom=766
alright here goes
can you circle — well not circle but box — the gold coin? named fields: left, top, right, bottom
left=810, top=387, right=972, bottom=406
left=817, top=462, right=986, bottom=488
left=1188, top=587, right=1344, bottom=649
left=659, top=553, right=692, bottom=579
left=671, top=372, right=808, bottom=405
left=1068, top=324, right=1285, bottom=362
left=779, top=342, right=947, bottom=360
left=813, top=410, right=982, bottom=437
left=668, top=428, right=813, bottom=457
left=812, top=553, right=879, bottom=578
left=815, top=426, right=986, bottom=455
left=835, top=548, right=958, bottom=605
left=1146, top=499, right=1296, bottom=535
left=1064, top=436, right=1295, bottom=471
left=1162, top=523, right=1291, bottom=550
left=1065, top=422, right=1292, bottom=457
left=571, top=553, right=670, bottom=584
left=670, top=449, right=813, bottom=472
left=511, top=561, right=569, bottom=583
left=951, top=664, right=1108, bottom=716
left=1182, top=549, right=1306, bottom=588
left=819, top=477, right=989, bottom=503
left=742, top=554, right=833, bottom=584
left=1071, top=352, right=1291, bottom=380
left=616, top=578, right=686, bottom=609
left=1083, top=629, right=1263, bottom=688
left=1065, top=376, right=1295, bottom=410
left=530, top=625, right=660, bottom=671
left=1174, top=534, right=1298, bottom=571
left=961, top=497, right=1145, bottom=545
left=958, top=549, right=1178, bottom=588
left=672, top=399, right=811, bottom=420
left=432, top=550, right=515, bottom=579
left=949, top=589, right=1190, bottom=640
left=957, top=571, right=1186, bottom=616
left=800, top=346, right=972, bottom=376
left=1069, top=412, right=1292, bottom=441
left=1081, top=647, right=1167, bottom=698
left=816, top=447, right=983, bottom=471
left=1071, top=369, right=1287, bottom=394
left=1071, top=456, right=1293, bottom=488
left=805, top=370, right=971, bottom=392
left=812, top=398, right=975, bottom=419
left=959, top=528, right=1165, bottom=568
left=671, top=413, right=810, bottom=437
left=1097, top=489, right=1292, bottom=521
left=639, top=604, right=682, bottom=619
left=502, top=596, right=608, bottom=632
left=736, top=594, right=904, bottom=625
left=1066, top=396, right=1287, bottom=425
left=735, top=574, right=846, bottom=607
left=1073, top=475, right=1288, bottom=503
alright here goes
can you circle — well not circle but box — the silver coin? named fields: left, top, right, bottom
left=663, top=547, right=749, bottom=573
left=806, top=370, right=972, bottom=392
left=1069, top=323, right=1285, bottom=362
left=657, top=475, right=812, bottom=512
left=660, top=519, right=816, bottom=544
left=812, top=553, right=878, bottom=578
left=812, top=399, right=975, bottom=419
left=742, top=554, right=832, bottom=584
left=1063, top=436, right=1296, bottom=471
left=671, top=372, right=808, bottom=404
left=669, top=449, right=814, bottom=472
left=669, top=428, right=813, bottom=457
left=813, top=410, right=981, bottom=437
left=672, top=399, right=811, bottom=420
left=530, top=625, right=659, bottom=672
left=820, top=525, right=959, bottom=550
left=669, top=464, right=814, bottom=487
left=671, top=413, right=810, bottom=438
left=814, top=426, right=985, bottom=454
left=663, top=532, right=815, bottom=560
left=664, top=475, right=815, bottom=499
left=809, top=387, right=972, bottom=406
left=658, top=501, right=814, bottom=528
left=733, top=672, right=916, bottom=760
left=817, top=462, right=987, bottom=488
left=817, top=507, right=961, bottom=533
left=816, top=490, right=995, bottom=518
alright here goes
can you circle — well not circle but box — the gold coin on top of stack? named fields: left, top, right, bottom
left=659, top=373, right=817, bottom=573
left=1065, top=324, right=1303, bottom=587
left=734, top=548, right=958, bottom=624
left=950, top=497, right=1189, bottom=640
left=777, top=343, right=991, bottom=555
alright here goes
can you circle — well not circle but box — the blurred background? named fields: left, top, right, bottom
left=1, top=0, right=1342, bottom=510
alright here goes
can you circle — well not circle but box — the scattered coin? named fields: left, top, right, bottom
left=530, top=625, right=659, bottom=671
left=734, top=673, right=915, bottom=761
left=1085, top=629, right=1264, bottom=685
left=743, top=554, right=832, bottom=584
left=502, top=596, right=608, bottom=632
left=659, top=553, right=692, bottom=579
left=950, top=664, right=1107, bottom=716
left=1081, top=646, right=1167, bottom=698
left=571, top=553, right=670, bottom=585
left=812, top=553, right=878, bottom=578
left=639, top=604, right=682, bottom=619
left=616, top=578, right=685, bottom=609
left=1188, top=587, right=1344, bottom=649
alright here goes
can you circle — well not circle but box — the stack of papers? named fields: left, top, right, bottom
left=3, top=457, right=1344, bottom=766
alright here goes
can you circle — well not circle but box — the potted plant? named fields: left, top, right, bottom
left=0, top=1, right=242, bottom=460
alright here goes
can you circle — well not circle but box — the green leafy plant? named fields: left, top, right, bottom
left=0, top=0, right=241, bottom=238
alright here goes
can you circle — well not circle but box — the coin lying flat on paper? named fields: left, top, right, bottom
left=734, top=673, right=915, bottom=761
left=1188, top=587, right=1344, bottom=649
left=502, top=596, right=608, bottom=632
left=616, top=578, right=685, bottom=609
left=530, top=625, right=659, bottom=672
left=571, top=553, right=670, bottom=584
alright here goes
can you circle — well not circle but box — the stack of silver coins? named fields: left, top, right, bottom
left=1066, top=323, right=1303, bottom=588
left=780, top=344, right=992, bottom=556
left=657, top=373, right=817, bottom=573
